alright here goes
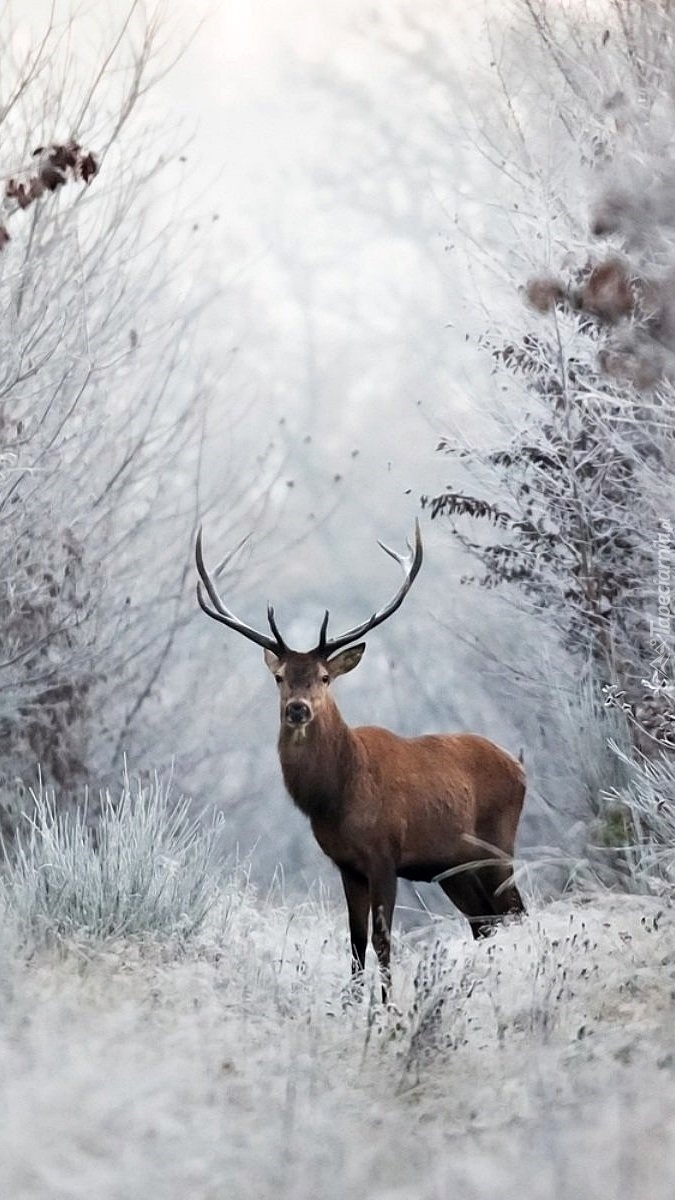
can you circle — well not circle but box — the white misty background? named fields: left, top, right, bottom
left=4, top=4, right=675, bottom=1198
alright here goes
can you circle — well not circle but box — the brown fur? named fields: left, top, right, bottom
left=267, top=648, right=526, bottom=999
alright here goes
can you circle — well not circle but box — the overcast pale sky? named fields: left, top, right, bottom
left=165, top=3, right=498, bottom=575
left=15, top=1, right=493, bottom=557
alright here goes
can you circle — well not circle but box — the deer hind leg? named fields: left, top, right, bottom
left=482, top=863, right=526, bottom=920
left=340, top=867, right=370, bottom=983
left=439, top=871, right=496, bottom=940
left=440, top=862, right=525, bottom=940
left=369, top=867, right=397, bottom=1003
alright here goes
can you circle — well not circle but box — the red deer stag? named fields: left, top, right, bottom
left=196, top=522, right=526, bottom=999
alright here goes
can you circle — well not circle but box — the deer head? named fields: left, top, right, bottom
left=195, top=521, right=423, bottom=732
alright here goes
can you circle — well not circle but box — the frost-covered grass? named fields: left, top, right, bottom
left=1, top=881, right=675, bottom=1199
left=600, top=748, right=675, bottom=891
left=2, top=775, right=675, bottom=1198
left=0, top=774, right=223, bottom=945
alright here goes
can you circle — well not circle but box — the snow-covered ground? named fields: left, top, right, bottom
left=2, top=885, right=674, bottom=1199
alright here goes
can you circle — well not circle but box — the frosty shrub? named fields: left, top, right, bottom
left=597, top=745, right=675, bottom=893
left=421, top=2, right=675, bottom=768
left=0, top=772, right=224, bottom=946
left=0, top=5, right=211, bottom=804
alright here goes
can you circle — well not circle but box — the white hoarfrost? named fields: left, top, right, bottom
left=0, top=889, right=674, bottom=1199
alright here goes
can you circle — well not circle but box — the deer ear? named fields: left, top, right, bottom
left=264, top=648, right=281, bottom=673
left=327, top=643, right=365, bottom=679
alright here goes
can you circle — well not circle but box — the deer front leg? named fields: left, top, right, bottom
left=369, top=865, right=397, bottom=1003
left=340, top=867, right=370, bottom=984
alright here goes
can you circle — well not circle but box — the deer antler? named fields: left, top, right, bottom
left=314, top=520, right=423, bottom=657
left=195, top=527, right=287, bottom=652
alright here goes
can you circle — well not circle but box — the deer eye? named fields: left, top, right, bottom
left=321, top=673, right=330, bottom=685
left=275, top=674, right=283, bottom=685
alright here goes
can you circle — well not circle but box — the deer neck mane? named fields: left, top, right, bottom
left=277, top=697, right=356, bottom=823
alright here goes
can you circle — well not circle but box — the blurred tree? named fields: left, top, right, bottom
left=0, top=2, right=270, bottom=830
left=421, top=0, right=675, bottom=757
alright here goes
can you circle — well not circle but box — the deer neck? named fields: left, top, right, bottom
left=277, top=698, right=356, bottom=823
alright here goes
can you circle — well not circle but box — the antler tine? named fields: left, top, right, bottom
left=195, top=526, right=286, bottom=653
left=196, top=580, right=247, bottom=631
left=213, top=532, right=251, bottom=580
left=317, top=609, right=330, bottom=651
left=313, top=520, right=423, bottom=657
left=377, top=529, right=415, bottom=565
left=266, top=605, right=288, bottom=650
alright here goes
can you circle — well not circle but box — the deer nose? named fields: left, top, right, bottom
left=286, top=700, right=311, bottom=725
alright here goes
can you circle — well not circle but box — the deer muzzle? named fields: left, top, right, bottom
left=285, top=700, right=312, bottom=726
